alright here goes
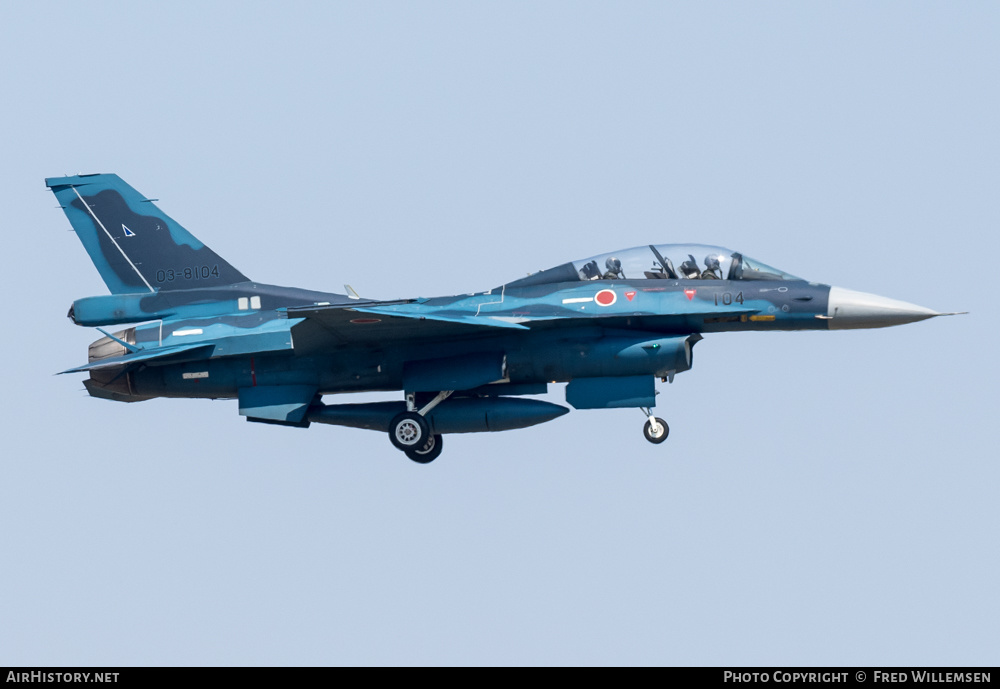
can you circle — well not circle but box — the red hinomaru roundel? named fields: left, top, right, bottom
left=595, top=289, right=617, bottom=306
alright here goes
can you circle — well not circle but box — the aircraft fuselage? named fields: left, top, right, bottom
left=49, top=173, right=953, bottom=462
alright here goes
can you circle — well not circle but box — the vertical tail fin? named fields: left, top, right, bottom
left=46, top=173, right=249, bottom=294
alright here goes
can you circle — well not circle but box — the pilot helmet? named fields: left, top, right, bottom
left=605, top=257, right=622, bottom=273
left=704, top=255, right=721, bottom=271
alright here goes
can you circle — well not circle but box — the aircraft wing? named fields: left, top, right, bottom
left=352, top=305, right=529, bottom=329
left=286, top=302, right=529, bottom=353
left=59, top=343, right=215, bottom=374
left=287, top=299, right=762, bottom=352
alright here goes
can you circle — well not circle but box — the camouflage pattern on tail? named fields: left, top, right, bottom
left=47, top=173, right=248, bottom=294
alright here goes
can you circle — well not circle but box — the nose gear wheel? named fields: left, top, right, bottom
left=643, top=417, right=669, bottom=444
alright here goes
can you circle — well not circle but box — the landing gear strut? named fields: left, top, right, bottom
left=388, top=390, right=453, bottom=463
left=640, top=407, right=669, bottom=444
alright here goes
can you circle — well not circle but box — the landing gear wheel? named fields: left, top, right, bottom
left=405, top=434, right=443, bottom=464
left=389, top=412, right=430, bottom=451
left=643, top=417, right=669, bottom=444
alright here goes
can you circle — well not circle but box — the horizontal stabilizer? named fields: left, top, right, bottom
left=60, top=343, right=214, bottom=374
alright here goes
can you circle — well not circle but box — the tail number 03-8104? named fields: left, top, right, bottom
left=714, top=292, right=744, bottom=306
left=155, top=265, right=222, bottom=283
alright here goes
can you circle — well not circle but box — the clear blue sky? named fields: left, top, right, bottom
left=1, top=1, right=996, bottom=665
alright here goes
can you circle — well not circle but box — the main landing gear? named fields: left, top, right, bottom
left=640, top=407, right=669, bottom=444
left=388, top=391, right=452, bottom=464
left=406, top=433, right=443, bottom=463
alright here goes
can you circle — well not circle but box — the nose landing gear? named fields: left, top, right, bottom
left=640, top=407, right=669, bottom=444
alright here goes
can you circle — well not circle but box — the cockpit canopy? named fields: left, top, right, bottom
left=506, top=244, right=802, bottom=288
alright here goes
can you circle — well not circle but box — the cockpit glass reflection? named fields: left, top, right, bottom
left=504, top=244, right=801, bottom=289
left=571, top=245, right=800, bottom=282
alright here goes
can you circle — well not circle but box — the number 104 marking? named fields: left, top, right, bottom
left=714, top=292, right=744, bottom=306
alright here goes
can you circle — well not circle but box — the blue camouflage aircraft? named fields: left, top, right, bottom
left=49, top=173, right=959, bottom=463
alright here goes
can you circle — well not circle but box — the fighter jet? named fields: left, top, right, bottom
left=49, top=173, right=960, bottom=463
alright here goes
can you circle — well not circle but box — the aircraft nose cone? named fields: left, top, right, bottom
left=827, top=286, right=940, bottom=329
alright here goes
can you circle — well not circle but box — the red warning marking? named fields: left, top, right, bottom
left=625, top=291, right=636, bottom=301
left=684, top=289, right=697, bottom=300
left=595, top=289, right=617, bottom=306
left=350, top=318, right=381, bottom=324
